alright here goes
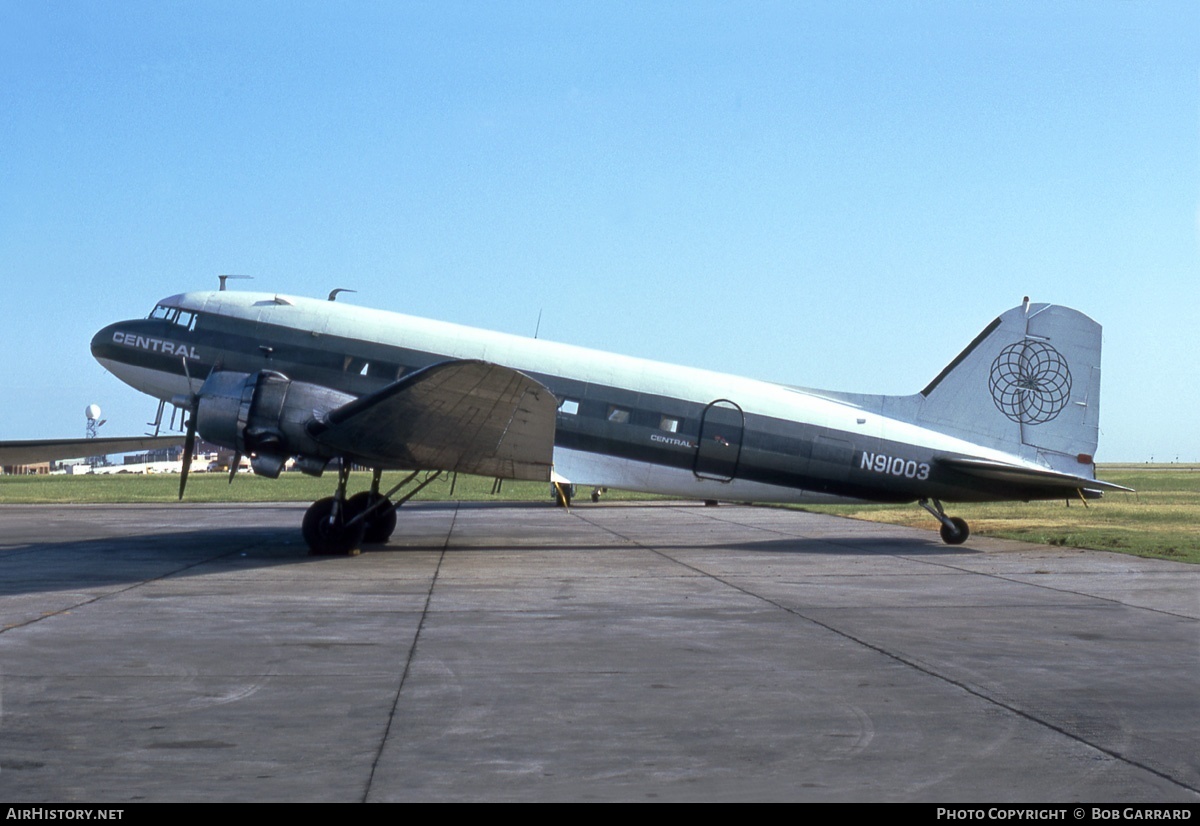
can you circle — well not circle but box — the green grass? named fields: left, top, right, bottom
left=2, top=465, right=1196, bottom=563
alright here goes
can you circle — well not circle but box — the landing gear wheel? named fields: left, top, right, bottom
left=303, top=496, right=366, bottom=555
left=939, top=516, right=970, bottom=546
left=553, top=484, right=575, bottom=507
left=364, top=500, right=397, bottom=544
left=345, top=491, right=397, bottom=544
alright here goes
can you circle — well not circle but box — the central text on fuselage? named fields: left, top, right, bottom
left=112, top=331, right=199, bottom=359
left=861, top=451, right=930, bottom=481
left=650, top=433, right=695, bottom=449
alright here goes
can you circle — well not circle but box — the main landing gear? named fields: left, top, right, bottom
left=919, top=498, right=970, bottom=545
left=552, top=484, right=608, bottom=506
left=552, top=483, right=576, bottom=507
left=302, top=464, right=442, bottom=555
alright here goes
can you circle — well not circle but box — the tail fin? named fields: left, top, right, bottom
left=907, top=300, right=1102, bottom=475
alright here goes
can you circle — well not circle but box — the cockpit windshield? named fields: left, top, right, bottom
left=148, top=304, right=197, bottom=330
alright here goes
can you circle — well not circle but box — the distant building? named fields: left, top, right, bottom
left=2, top=462, right=51, bottom=476
left=124, top=448, right=175, bottom=465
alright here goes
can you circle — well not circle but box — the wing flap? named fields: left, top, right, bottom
left=310, top=360, right=557, bottom=480
left=937, top=456, right=1133, bottom=493
left=0, top=436, right=186, bottom=466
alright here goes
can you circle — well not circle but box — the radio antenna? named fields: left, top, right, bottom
left=218, top=274, right=253, bottom=291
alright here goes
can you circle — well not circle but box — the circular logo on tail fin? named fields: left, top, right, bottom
left=988, top=341, right=1072, bottom=424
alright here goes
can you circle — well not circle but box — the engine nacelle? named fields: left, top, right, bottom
left=193, top=370, right=355, bottom=478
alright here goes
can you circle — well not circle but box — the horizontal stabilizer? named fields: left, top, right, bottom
left=310, top=359, right=557, bottom=480
left=0, top=435, right=185, bottom=466
left=937, top=456, right=1132, bottom=493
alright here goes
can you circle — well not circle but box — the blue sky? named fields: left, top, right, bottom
left=1, top=1, right=1196, bottom=461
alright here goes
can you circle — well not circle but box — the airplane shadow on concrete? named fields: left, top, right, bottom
left=0, top=501, right=972, bottom=597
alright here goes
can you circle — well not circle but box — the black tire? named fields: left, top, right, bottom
left=553, top=484, right=574, bottom=507
left=302, top=497, right=366, bottom=555
left=939, top=516, right=970, bottom=545
left=346, top=491, right=397, bottom=544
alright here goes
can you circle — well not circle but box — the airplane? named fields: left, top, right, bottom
left=9, top=285, right=1129, bottom=554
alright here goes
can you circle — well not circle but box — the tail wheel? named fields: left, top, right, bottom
left=939, top=516, right=970, bottom=545
left=303, top=496, right=366, bottom=555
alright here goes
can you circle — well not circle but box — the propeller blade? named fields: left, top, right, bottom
left=178, top=412, right=197, bottom=500
left=228, top=452, right=241, bottom=484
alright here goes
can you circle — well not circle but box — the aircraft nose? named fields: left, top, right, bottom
left=91, top=324, right=113, bottom=360
left=91, top=322, right=127, bottom=364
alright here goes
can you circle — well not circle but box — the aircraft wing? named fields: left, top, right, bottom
left=309, top=359, right=557, bottom=481
left=0, top=435, right=186, bottom=466
left=937, top=457, right=1133, bottom=493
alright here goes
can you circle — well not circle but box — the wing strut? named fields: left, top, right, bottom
left=344, top=469, right=444, bottom=529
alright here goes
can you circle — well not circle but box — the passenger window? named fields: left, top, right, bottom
left=607, top=406, right=630, bottom=424
left=659, top=416, right=680, bottom=433
left=559, top=399, right=580, bottom=416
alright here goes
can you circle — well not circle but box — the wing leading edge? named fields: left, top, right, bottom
left=0, top=436, right=186, bottom=466
left=309, top=359, right=557, bottom=481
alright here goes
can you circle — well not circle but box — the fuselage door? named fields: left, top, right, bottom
left=694, top=399, right=744, bottom=482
